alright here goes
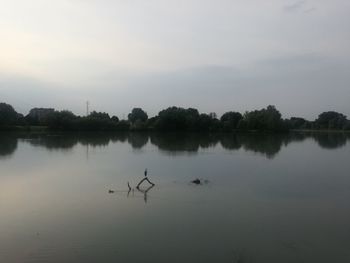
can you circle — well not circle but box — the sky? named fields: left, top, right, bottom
left=0, top=0, right=349, bottom=120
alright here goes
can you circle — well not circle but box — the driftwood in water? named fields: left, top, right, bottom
left=136, top=177, right=155, bottom=188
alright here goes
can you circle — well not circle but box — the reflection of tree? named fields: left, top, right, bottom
left=110, top=132, right=128, bottom=143
left=22, top=132, right=130, bottom=150
left=28, top=135, right=77, bottom=150
left=127, top=133, right=149, bottom=149
left=220, top=134, right=241, bottom=150
left=221, top=132, right=309, bottom=158
left=4, top=131, right=348, bottom=159
left=237, top=133, right=286, bottom=159
left=150, top=133, right=200, bottom=153
left=20, top=132, right=150, bottom=151
left=150, top=133, right=218, bottom=154
left=79, top=134, right=110, bottom=147
left=312, top=133, right=347, bottom=149
left=284, top=132, right=308, bottom=144
left=0, top=135, right=18, bottom=158
left=198, top=134, right=220, bottom=148
left=150, top=132, right=295, bottom=158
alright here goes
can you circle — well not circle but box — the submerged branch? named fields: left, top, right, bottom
left=136, top=177, right=155, bottom=188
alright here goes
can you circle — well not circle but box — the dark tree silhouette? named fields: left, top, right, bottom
left=0, top=103, right=19, bottom=126
left=128, top=108, right=148, bottom=123
left=155, top=106, right=200, bottom=131
left=0, top=101, right=349, bottom=132
left=315, top=111, right=348, bottom=130
left=240, top=105, right=286, bottom=131
left=220, top=111, right=243, bottom=131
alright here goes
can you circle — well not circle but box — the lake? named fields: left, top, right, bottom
left=0, top=132, right=350, bottom=263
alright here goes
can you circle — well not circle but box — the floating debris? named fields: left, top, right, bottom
left=191, top=178, right=201, bottom=185
left=191, top=178, right=210, bottom=185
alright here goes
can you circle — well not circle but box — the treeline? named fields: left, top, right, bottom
left=0, top=102, right=349, bottom=132
left=286, top=112, right=350, bottom=130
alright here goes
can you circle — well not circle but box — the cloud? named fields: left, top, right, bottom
left=1, top=0, right=348, bottom=120
left=1, top=53, right=350, bottom=120
left=0, top=73, right=85, bottom=115
left=283, top=0, right=317, bottom=15
left=284, top=0, right=307, bottom=13
left=303, top=7, right=316, bottom=13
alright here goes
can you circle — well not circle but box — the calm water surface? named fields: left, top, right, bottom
left=0, top=132, right=350, bottom=263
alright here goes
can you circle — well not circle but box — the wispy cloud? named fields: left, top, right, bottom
left=284, top=0, right=307, bottom=13
left=303, top=7, right=317, bottom=14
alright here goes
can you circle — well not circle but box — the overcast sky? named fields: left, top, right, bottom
left=0, top=0, right=349, bottom=119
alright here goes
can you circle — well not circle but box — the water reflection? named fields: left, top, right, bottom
left=0, top=134, right=18, bottom=159
left=24, top=134, right=77, bottom=151
left=150, top=133, right=219, bottom=154
left=0, top=131, right=349, bottom=262
left=0, top=132, right=349, bottom=159
left=128, top=133, right=149, bottom=149
left=237, top=133, right=288, bottom=159
left=219, top=134, right=241, bottom=150
left=312, top=132, right=347, bottom=149
left=136, top=185, right=154, bottom=203
left=119, top=184, right=154, bottom=203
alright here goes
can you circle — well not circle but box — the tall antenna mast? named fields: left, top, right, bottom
left=86, top=101, right=90, bottom=116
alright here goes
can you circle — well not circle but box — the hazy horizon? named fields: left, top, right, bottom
left=1, top=0, right=350, bottom=120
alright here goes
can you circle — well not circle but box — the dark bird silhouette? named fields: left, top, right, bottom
left=144, top=169, right=148, bottom=177
left=108, top=189, right=115, bottom=193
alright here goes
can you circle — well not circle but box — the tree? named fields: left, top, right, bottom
left=46, top=110, right=77, bottom=129
left=343, top=120, right=350, bottom=131
left=288, top=117, right=306, bottom=129
left=155, top=107, right=200, bottom=131
left=240, top=105, right=286, bottom=131
left=209, top=112, right=217, bottom=119
left=26, top=108, right=55, bottom=125
left=0, top=103, right=19, bottom=126
left=315, top=111, right=347, bottom=130
left=220, top=111, right=243, bottom=131
left=115, top=120, right=130, bottom=130
left=89, top=111, right=110, bottom=120
left=197, top=114, right=213, bottom=131
left=264, top=105, right=284, bottom=130
left=111, top=116, right=119, bottom=123
left=128, top=108, right=148, bottom=124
